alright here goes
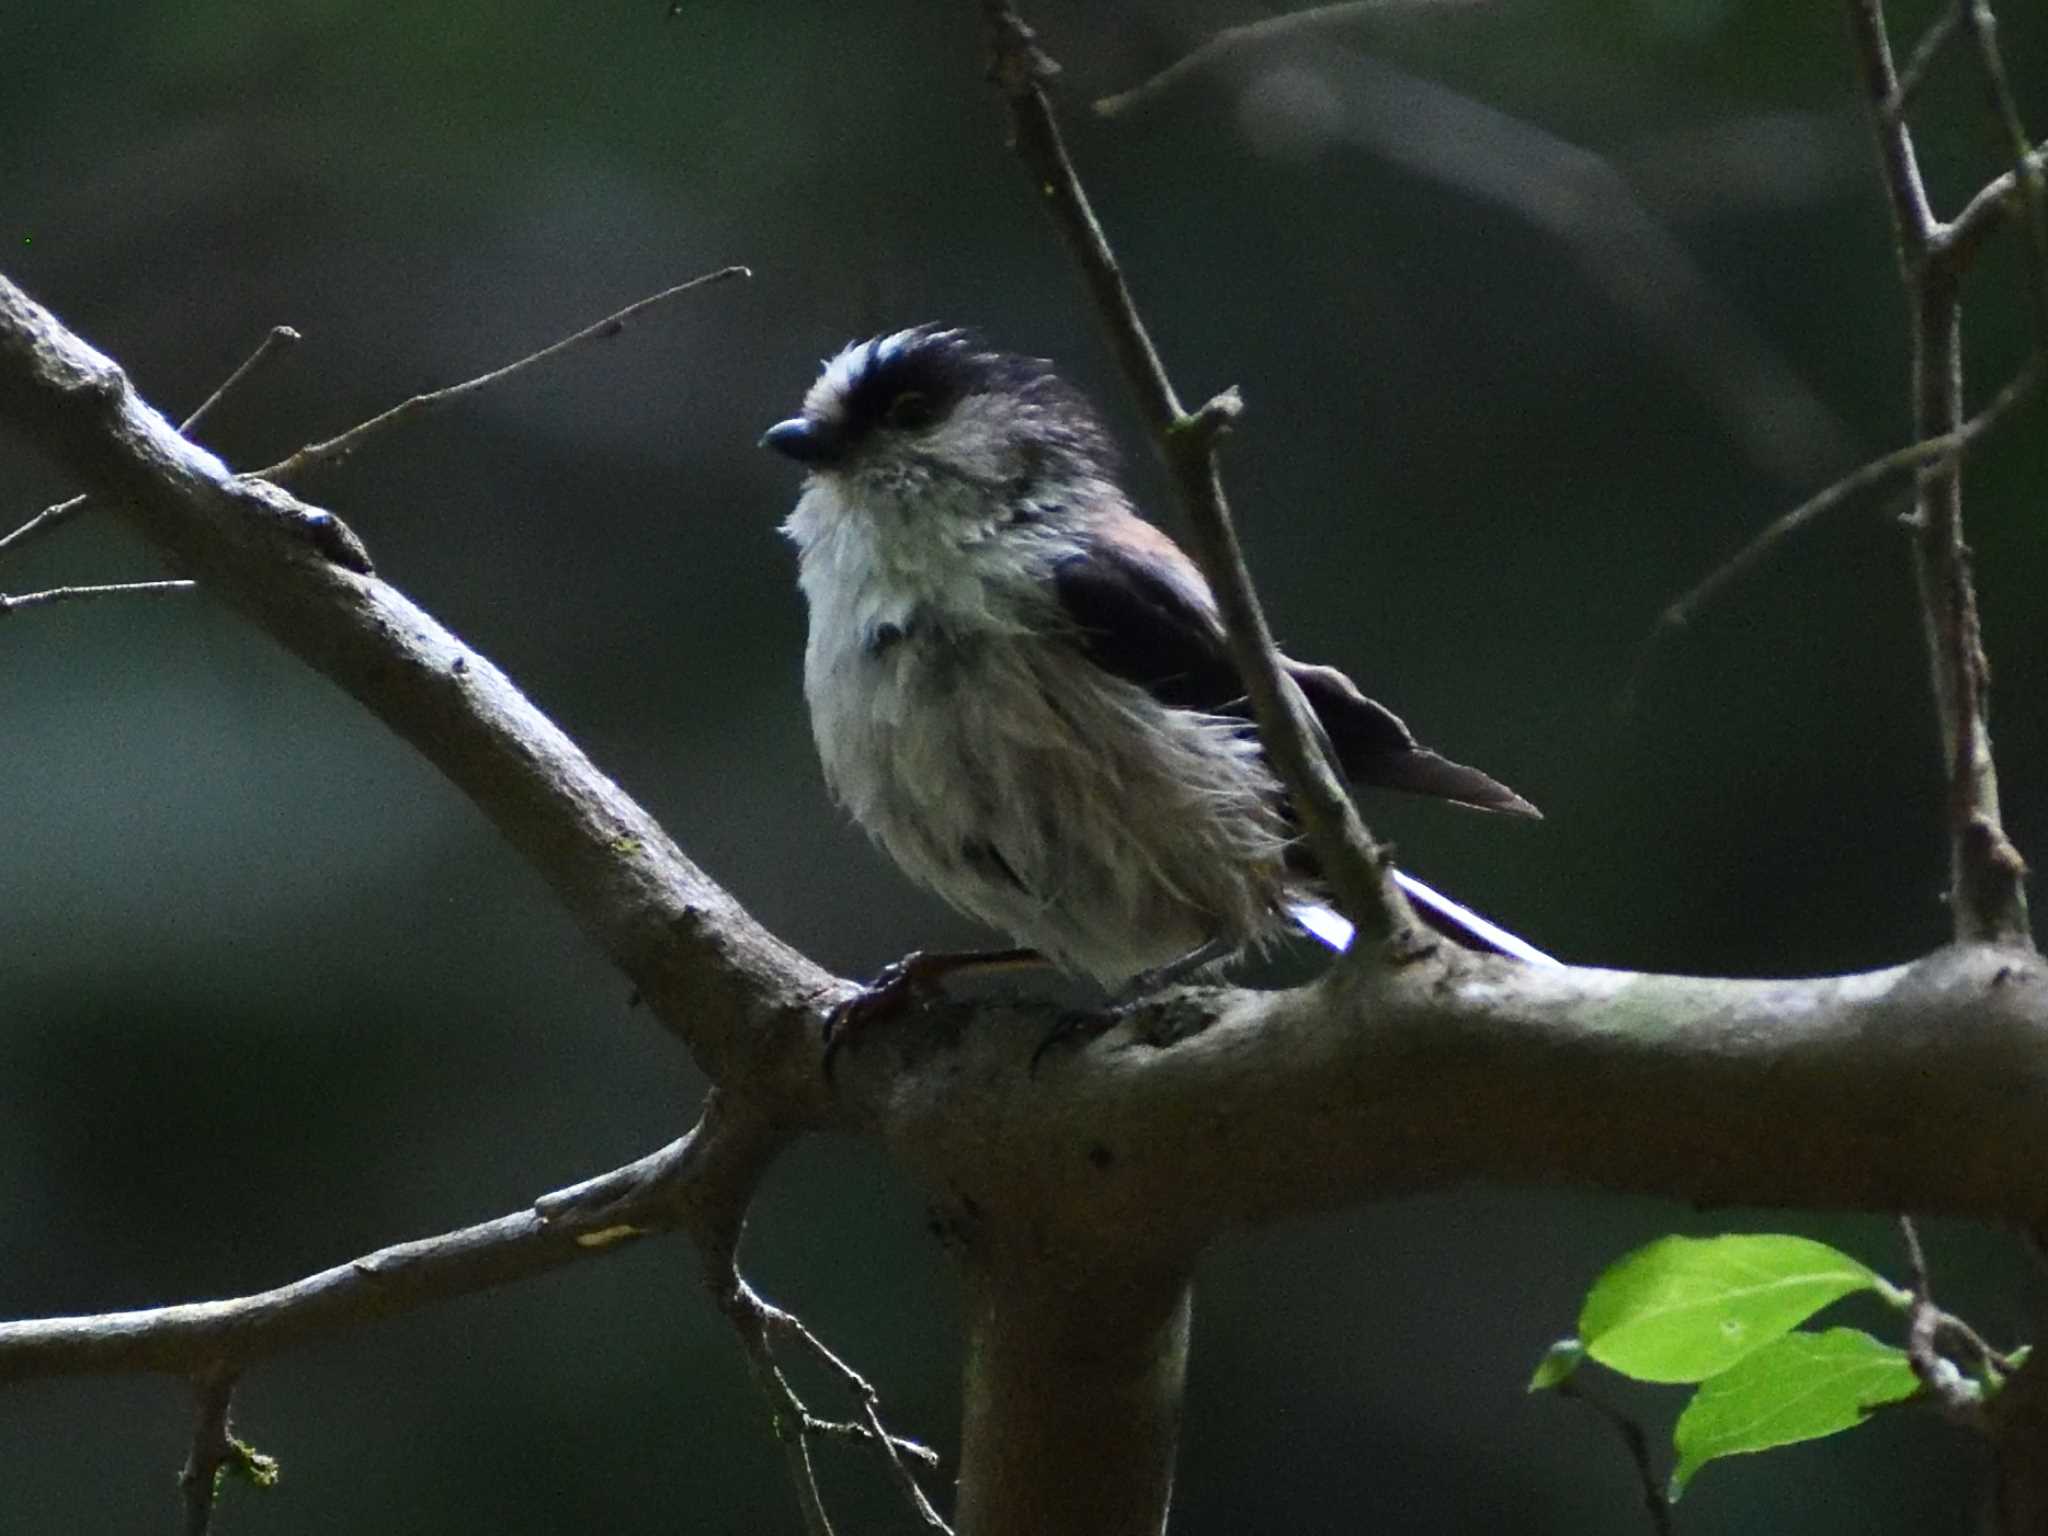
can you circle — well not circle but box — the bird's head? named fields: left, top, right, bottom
left=763, top=327, right=1115, bottom=542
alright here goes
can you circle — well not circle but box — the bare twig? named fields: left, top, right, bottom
left=0, top=578, right=197, bottom=617
left=177, top=1366, right=240, bottom=1536
left=1091, top=0, right=1487, bottom=121
left=0, top=1105, right=787, bottom=1382
left=720, top=1278, right=838, bottom=1536
left=1554, top=1373, right=1674, bottom=1536
left=0, top=268, right=837, bottom=1085
left=0, top=323, right=300, bottom=561
left=1959, top=0, right=2048, bottom=343
left=1623, top=357, right=2041, bottom=707
left=1848, top=0, right=1939, bottom=256
left=763, top=1295, right=951, bottom=1530
left=1943, top=138, right=2048, bottom=272
left=1845, top=0, right=2031, bottom=945
left=0, top=490, right=83, bottom=559
left=251, top=266, right=750, bottom=485
left=1883, top=3, right=1961, bottom=122
left=1898, top=1216, right=1991, bottom=1427
left=715, top=1276, right=951, bottom=1536
left=983, top=0, right=1412, bottom=952
left=181, top=325, right=302, bottom=437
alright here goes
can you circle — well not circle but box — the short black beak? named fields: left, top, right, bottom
left=760, top=417, right=840, bottom=465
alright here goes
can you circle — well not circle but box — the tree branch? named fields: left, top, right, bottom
left=1943, top=137, right=2048, bottom=272
left=181, top=324, right=302, bottom=437
left=0, top=322, right=299, bottom=561
left=1959, top=0, right=2048, bottom=344
left=0, top=267, right=842, bottom=1096
left=982, top=1, right=1412, bottom=954
left=1624, top=355, right=2041, bottom=706
left=718, top=1279, right=953, bottom=1536
left=0, top=1098, right=783, bottom=1382
left=1882, top=3, right=1961, bottom=121
left=5, top=107, right=2048, bottom=1517
left=1897, top=1215, right=1990, bottom=1427
left=1553, top=1372, right=1673, bottom=1536
left=1844, top=0, right=2031, bottom=945
left=0, top=578, right=196, bottom=616
left=177, top=1366, right=241, bottom=1536
left=252, top=268, right=749, bottom=485
left=835, top=944, right=2048, bottom=1256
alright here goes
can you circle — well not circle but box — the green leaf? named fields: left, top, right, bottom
left=1669, top=1328, right=1918, bottom=1497
left=1580, top=1234, right=1886, bottom=1383
left=1527, top=1337, right=1585, bottom=1392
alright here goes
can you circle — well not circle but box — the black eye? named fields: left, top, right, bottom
left=884, top=390, right=940, bottom=431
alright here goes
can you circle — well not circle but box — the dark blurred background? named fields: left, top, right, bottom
left=3, top=1, right=2044, bottom=1530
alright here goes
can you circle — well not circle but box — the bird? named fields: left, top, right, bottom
left=762, top=325, right=1554, bottom=1023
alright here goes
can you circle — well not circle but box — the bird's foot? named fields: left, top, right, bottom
left=1029, top=1008, right=1118, bottom=1072
left=1112, top=937, right=1236, bottom=1005
left=823, top=947, right=1045, bottom=1077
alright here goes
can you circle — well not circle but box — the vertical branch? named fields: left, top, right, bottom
left=177, top=1366, right=240, bottom=1536
left=980, top=0, right=1415, bottom=951
left=954, top=1267, right=1192, bottom=1536
left=1845, top=0, right=2031, bottom=945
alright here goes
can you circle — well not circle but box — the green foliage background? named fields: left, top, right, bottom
left=2, top=1, right=2043, bottom=1529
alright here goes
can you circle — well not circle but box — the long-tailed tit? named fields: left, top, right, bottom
left=764, top=327, right=1554, bottom=1005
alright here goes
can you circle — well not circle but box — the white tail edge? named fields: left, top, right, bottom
left=1288, top=871, right=1560, bottom=968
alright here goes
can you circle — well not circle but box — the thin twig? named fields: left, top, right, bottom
left=181, top=325, right=302, bottom=436
left=0, top=324, right=301, bottom=561
left=0, top=1109, right=783, bottom=1382
left=251, top=266, right=750, bottom=485
left=0, top=491, right=85, bottom=559
left=719, top=1281, right=951, bottom=1532
left=763, top=1297, right=951, bottom=1529
left=1553, top=1373, right=1674, bottom=1536
left=1092, top=0, right=1488, bottom=121
left=1883, top=3, right=1962, bottom=122
left=0, top=579, right=197, bottom=617
left=1845, top=0, right=2031, bottom=945
left=1847, top=0, right=1940, bottom=255
left=1622, top=357, right=2041, bottom=707
left=1898, top=1216, right=1990, bottom=1426
left=1959, top=0, right=2048, bottom=345
left=177, top=1366, right=239, bottom=1536
left=984, top=0, right=1411, bottom=951
left=721, top=1280, right=839, bottom=1536
left=1943, top=138, right=2048, bottom=272
left=716, top=1274, right=951, bottom=1535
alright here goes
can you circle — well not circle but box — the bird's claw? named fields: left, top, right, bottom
left=822, top=951, right=935, bottom=1077
left=1029, top=1008, right=1116, bottom=1072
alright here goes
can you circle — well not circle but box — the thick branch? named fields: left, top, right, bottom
left=0, top=268, right=844, bottom=1096
left=955, top=1269, right=1190, bottom=1536
left=0, top=323, right=298, bottom=561
left=838, top=943, right=2048, bottom=1263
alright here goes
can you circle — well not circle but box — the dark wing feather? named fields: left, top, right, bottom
left=1050, top=530, right=1539, bottom=818
left=1050, top=534, right=1245, bottom=715
left=1286, top=661, right=1540, bottom=817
